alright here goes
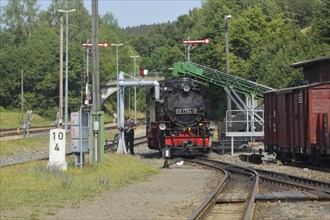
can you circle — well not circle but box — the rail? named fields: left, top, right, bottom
left=0, top=119, right=146, bottom=142
left=188, top=158, right=258, bottom=220
left=187, top=158, right=330, bottom=219
left=187, top=159, right=229, bottom=220
left=0, top=135, right=148, bottom=168
left=255, top=168, right=330, bottom=194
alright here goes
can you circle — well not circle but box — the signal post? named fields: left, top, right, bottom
left=77, top=41, right=109, bottom=166
left=183, top=38, right=210, bottom=62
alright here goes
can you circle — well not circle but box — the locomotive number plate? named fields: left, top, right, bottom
left=176, top=108, right=198, bottom=114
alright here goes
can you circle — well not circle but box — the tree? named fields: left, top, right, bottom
left=311, top=0, right=330, bottom=44
left=1, top=0, right=40, bottom=43
left=274, top=0, right=322, bottom=28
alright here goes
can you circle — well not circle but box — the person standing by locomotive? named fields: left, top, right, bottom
left=124, top=116, right=136, bottom=155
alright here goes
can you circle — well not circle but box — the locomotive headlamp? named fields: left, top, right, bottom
left=183, top=85, right=190, bottom=92
left=208, top=122, right=216, bottom=130
left=159, top=123, right=166, bottom=131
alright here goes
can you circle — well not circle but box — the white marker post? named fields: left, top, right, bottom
left=48, top=128, right=67, bottom=170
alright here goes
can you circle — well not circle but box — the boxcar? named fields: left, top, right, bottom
left=264, top=82, right=330, bottom=165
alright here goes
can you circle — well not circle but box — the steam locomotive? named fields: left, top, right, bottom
left=146, top=77, right=215, bottom=157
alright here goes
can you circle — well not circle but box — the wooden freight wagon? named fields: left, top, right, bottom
left=264, top=82, right=330, bottom=165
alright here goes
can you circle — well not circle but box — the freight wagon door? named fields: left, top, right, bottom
left=309, top=85, right=330, bottom=147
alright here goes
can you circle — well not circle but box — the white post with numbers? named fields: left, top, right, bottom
left=48, top=128, right=67, bottom=170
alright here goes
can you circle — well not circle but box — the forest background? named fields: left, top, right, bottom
left=0, top=0, right=329, bottom=121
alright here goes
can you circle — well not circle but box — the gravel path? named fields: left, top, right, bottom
left=40, top=157, right=222, bottom=220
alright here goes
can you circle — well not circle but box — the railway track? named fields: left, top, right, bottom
left=104, top=135, right=147, bottom=152
left=0, top=135, right=148, bottom=168
left=0, top=121, right=144, bottom=142
left=205, top=159, right=330, bottom=195
left=0, top=125, right=57, bottom=141
left=187, top=158, right=330, bottom=220
left=255, top=168, right=330, bottom=194
left=188, top=158, right=258, bottom=220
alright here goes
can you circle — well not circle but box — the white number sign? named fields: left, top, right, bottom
left=48, top=129, right=67, bottom=170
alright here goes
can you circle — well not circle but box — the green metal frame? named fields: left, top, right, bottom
left=173, top=61, right=274, bottom=99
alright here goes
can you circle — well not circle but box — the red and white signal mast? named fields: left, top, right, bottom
left=81, top=41, right=109, bottom=105
left=182, top=38, right=210, bottom=62
left=81, top=42, right=109, bottom=48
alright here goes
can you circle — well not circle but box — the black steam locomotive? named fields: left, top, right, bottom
left=146, top=77, right=215, bottom=157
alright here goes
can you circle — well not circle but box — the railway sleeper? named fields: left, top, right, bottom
left=216, top=192, right=249, bottom=203
left=239, top=153, right=264, bottom=164
left=255, top=190, right=330, bottom=202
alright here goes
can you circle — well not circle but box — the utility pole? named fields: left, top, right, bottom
left=58, top=8, right=76, bottom=133
left=59, top=16, right=64, bottom=125
left=225, top=15, right=232, bottom=127
left=92, top=0, right=101, bottom=162
left=130, top=55, right=139, bottom=123
left=21, top=69, right=24, bottom=123
left=92, top=0, right=100, bottom=111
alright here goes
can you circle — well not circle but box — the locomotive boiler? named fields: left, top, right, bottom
left=146, top=77, right=215, bottom=157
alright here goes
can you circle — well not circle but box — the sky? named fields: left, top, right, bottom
left=1, top=0, right=202, bottom=28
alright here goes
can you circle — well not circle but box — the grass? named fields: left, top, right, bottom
left=0, top=135, right=53, bottom=156
left=0, top=109, right=145, bottom=130
left=0, top=110, right=117, bottom=130
left=0, top=154, right=160, bottom=218
left=0, top=111, right=53, bottom=129
left=0, top=109, right=159, bottom=218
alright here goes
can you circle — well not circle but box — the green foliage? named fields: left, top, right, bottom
left=274, top=0, right=322, bottom=28
left=311, top=0, right=330, bottom=44
left=0, top=0, right=137, bottom=116
left=1, top=0, right=329, bottom=119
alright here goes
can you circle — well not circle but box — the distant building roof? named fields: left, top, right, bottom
left=291, top=56, right=330, bottom=68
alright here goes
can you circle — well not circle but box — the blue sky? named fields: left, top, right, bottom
left=1, top=0, right=202, bottom=28
left=86, top=0, right=202, bottom=27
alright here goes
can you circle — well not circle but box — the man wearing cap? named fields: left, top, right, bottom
left=124, top=116, right=136, bottom=155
